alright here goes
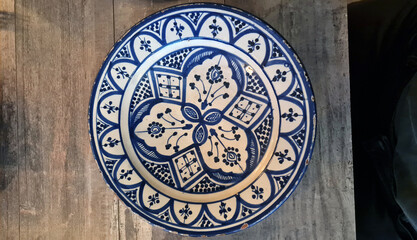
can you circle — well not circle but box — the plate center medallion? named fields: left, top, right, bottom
left=120, top=40, right=280, bottom=202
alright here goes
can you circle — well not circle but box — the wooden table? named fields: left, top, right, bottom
left=0, top=0, right=355, bottom=239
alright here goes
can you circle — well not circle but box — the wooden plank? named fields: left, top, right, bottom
left=0, top=0, right=20, bottom=239
left=78, top=1, right=121, bottom=238
left=11, top=0, right=118, bottom=238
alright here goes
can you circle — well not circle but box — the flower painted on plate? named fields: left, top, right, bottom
left=251, top=185, right=264, bottom=200
left=170, top=19, right=185, bottom=38
left=103, top=137, right=120, bottom=148
left=248, top=37, right=261, bottom=53
left=209, top=18, right=222, bottom=37
left=218, top=201, right=232, bottom=219
left=134, top=54, right=262, bottom=176
left=102, top=101, right=119, bottom=114
left=148, top=193, right=160, bottom=207
left=179, top=204, right=193, bottom=222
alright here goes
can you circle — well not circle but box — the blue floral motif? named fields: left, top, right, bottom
left=119, top=168, right=134, bottom=181
left=248, top=36, right=261, bottom=53
left=206, top=65, right=224, bottom=84
left=209, top=18, right=222, bottom=37
left=221, top=146, right=242, bottom=168
left=170, top=19, right=185, bottom=38
left=179, top=204, right=193, bottom=222
left=274, top=149, right=294, bottom=164
left=114, top=66, right=130, bottom=79
left=139, top=37, right=152, bottom=52
left=218, top=201, right=232, bottom=219
left=147, top=121, right=165, bottom=138
left=102, top=101, right=119, bottom=114
left=272, top=68, right=289, bottom=82
left=189, top=72, right=230, bottom=109
left=251, top=185, right=264, bottom=200
left=148, top=193, right=160, bottom=207
left=281, top=108, right=300, bottom=122
left=103, top=137, right=120, bottom=148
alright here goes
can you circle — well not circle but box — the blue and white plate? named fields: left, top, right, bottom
left=89, top=3, right=316, bottom=236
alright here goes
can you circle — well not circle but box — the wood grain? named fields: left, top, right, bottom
left=2, top=0, right=119, bottom=239
left=0, top=0, right=19, bottom=239
left=0, top=0, right=355, bottom=239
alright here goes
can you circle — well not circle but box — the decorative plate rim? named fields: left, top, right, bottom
left=88, top=2, right=317, bottom=237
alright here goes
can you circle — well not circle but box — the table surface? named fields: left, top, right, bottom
left=0, top=0, right=355, bottom=239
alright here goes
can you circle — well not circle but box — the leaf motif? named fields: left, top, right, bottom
left=194, top=124, right=207, bottom=144
left=182, top=105, right=200, bottom=121
left=203, top=110, right=222, bottom=125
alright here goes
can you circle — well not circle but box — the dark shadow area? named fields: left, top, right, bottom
left=348, top=0, right=417, bottom=239
left=0, top=11, right=15, bottom=30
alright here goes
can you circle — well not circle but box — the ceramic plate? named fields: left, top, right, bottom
left=89, top=3, right=316, bottom=236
